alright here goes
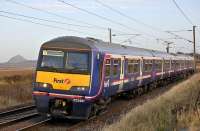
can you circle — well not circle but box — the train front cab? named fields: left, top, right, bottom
left=33, top=46, right=102, bottom=120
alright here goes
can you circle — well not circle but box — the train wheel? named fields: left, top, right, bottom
left=89, top=103, right=98, bottom=118
left=148, top=83, right=154, bottom=92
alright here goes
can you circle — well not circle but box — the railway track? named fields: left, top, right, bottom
left=16, top=116, right=51, bottom=131
left=0, top=104, right=37, bottom=127
left=0, top=104, right=51, bottom=131
left=0, top=104, right=36, bottom=118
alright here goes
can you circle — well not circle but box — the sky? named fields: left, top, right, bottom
left=0, top=0, right=200, bottom=62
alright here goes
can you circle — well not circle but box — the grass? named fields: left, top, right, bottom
left=104, top=73, right=200, bottom=131
left=177, top=109, right=200, bottom=131
left=0, top=69, right=33, bottom=109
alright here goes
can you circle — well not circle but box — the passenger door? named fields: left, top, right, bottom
left=119, top=56, right=125, bottom=91
left=104, top=58, right=111, bottom=88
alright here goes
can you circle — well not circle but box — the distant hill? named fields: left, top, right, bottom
left=7, top=55, right=27, bottom=64
left=0, top=55, right=36, bottom=69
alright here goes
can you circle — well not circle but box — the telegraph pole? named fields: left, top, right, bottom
left=163, top=41, right=173, bottom=53
left=108, top=28, right=112, bottom=44
left=193, top=26, right=196, bottom=70
left=166, top=44, right=169, bottom=53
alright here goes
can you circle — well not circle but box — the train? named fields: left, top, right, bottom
left=33, top=36, right=194, bottom=120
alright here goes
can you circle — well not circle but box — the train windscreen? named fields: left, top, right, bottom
left=39, top=50, right=90, bottom=74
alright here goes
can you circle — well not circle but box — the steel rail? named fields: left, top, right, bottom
left=0, top=112, right=39, bottom=127
left=16, top=117, right=51, bottom=131
left=0, top=104, right=36, bottom=118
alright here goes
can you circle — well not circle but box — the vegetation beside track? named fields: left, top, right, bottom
left=104, top=73, right=200, bottom=131
left=0, top=69, right=33, bottom=109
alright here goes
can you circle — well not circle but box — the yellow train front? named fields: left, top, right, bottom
left=33, top=36, right=104, bottom=120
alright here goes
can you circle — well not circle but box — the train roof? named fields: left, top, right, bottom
left=42, top=36, right=193, bottom=60
left=42, top=36, right=93, bottom=51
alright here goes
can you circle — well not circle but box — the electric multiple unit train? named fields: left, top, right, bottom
left=33, top=36, right=194, bottom=119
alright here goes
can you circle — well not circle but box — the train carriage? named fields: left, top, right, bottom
left=33, top=36, right=194, bottom=119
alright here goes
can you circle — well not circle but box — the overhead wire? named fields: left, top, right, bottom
left=164, top=29, right=192, bottom=33
left=94, top=0, right=163, bottom=32
left=57, top=0, right=161, bottom=40
left=0, top=14, right=99, bottom=35
left=172, top=0, right=194, bottom=25
left=94, top=0, right=188, bottom=47
left=58, top=0, right=138, bottom=30
left=59, top=0, right=178, bottom=48
left=5, top=0, right=169, bottom=45
left=170, top=0, right=200, bottom=53
left=4, top=0, right=108, bottom=30
left=166, top=31, right=196, bottom=44
left=0, top=10, right=105, bottom=30
left=119, top=35, right=141, bottom=44
left=4, top=0, right=181, bottom=48
left=5, top=0, right=134, bottom=38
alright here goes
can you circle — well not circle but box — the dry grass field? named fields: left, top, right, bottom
left=104, top=73, right=200, bottom=131
left=0, top=69, right=34, bottom=109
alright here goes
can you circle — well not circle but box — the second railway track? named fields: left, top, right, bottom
left=0, top=104, right=37, bottom=127
left=0, top=104, right=51, bottom=131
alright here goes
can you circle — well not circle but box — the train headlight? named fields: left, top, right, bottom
left=77, top=87, right=86, bottom=91
left=43, top=83, right=48, bottom=88
left=35, top=82, right=52, bottom=88
left=71, top=86, right=88, bottom=92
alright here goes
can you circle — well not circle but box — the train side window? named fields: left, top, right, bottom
left=127, top=59, right=140, bottom=74
left=189, top=60, right=192, bottom=67
left=180, top=60, right=182, bottom=68
left=134, top=60, right=140, bottom=73
left=172, top=60, right=175, bottom=69
left=146, top=60, right=148, bottom=71
left=144, top=60, right=147, bottom=72
left=165, top=60, right=170, bottom=70
left=180, top=61, right=182, bottom=68
left=127, top=59, right=134, bottom=74
left=176, top=60, right=180, bottom=69
left=113, top=59, right=119, bottom=76
left=155, top=60, right=162, bottom=71
left=149, top=60, right=153, bottom=71
left=183, top=60, right=186, bottom=68
left=171, top=60, right=173, bottom=69
left=184, top=60, right=186, bottom=68
left=174, top=61, right=177, bottom=68
left=105, top=59, right=111, bottom=77
left=181, top=60, right=184, bottom=68
left=144, top=60, right=152, bottom=72
left=186, top=60, right=188, bottom=67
